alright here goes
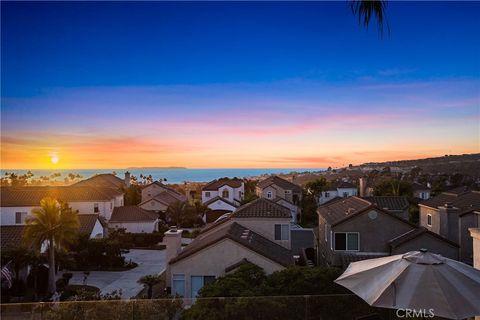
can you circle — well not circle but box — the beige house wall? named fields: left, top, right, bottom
left=167, top=238, right=285, bottom=298
left=139, top=199, right=168, bottom=212
left=419, top=206, right=440, bottom=234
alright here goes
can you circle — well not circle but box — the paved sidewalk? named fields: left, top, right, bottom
left=66, top=249, right=166, bottom=299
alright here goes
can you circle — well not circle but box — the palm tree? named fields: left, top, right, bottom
left=23, top=197, right=80, bottom=294
left=137, top=274, right=162, bottom=299
left=351, top=0, right=389, bottom=37
left=166, top=201, right=186, bottom=227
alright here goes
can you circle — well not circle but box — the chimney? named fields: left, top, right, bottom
left=124, top=171, right=131, bottom=187
left=359, top=177, right=366, bottom=197
left=438, top=204, right=460, bottom=242
left=164, top=227, right=183, bottom=263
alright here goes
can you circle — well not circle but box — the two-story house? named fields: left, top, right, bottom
left=318, top=197, right=459, bottom=268
left=201, top=178, right=245, bottom=212
left=138, top=181, right=187, bottom=213
left=165, top=198, right=294, bottom=298
left=256, top=176, right=302, bottom=222
left=419, top=188, right=480, bottom=264
left=319, top=181, right=358, bottom=205
left=412, top=182, right=431, bottom=200
left=0, top=186, right=123, bottom=222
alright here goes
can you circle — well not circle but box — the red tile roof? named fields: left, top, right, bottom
left=257, top=176, right=302, bottom=193
left=110, top=206, right=159, bottom=222
left=78, top=214, right=101, bottom=235
left=203, top=178, right=243, bottom=191
left=73, top=174, right=125, bottom=189
left=1, top=225, right=25, bottom=250
left=233, top=198, right=291, bottom=219
left=0, top=186, right=122, bottom=207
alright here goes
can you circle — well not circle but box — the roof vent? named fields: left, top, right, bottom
left=444, top=202, right=453, bottom=208
left=346, top=208, right=355, bottom=215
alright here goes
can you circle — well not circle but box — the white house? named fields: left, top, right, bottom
left=78, top=214, right=106, bottom=238
left=138, top=181, right=187, bottom=213
left=109, top=206, right=160, bottom=233
left=318, top=181, right=358, bottom=205
left=201, top=178, right=244, bottom=208
left=0, top=186, right=124, bottom=224
left=412, top=182, right=431, bottom=200
left=165, top=198, right=294, bottom=299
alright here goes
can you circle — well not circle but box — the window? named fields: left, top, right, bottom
left=172, top=274, right=185, bottom=297
left=343, top=192, right=349, bottom=198
left=324, top=192, right=330, bottom=198
left=239, top=191, right=244, bottom=199
left=94, top=203, right=99, bottom=213
left=427, top=214, right=432, bottom=226
left=334, top=232, right=359, bottom=251
left=15, top=212, right=26, bottom=224
left=267, top=191, right=273, bottom=199
left=191, top=276, right=215, bottom=297
left=285, top=190, right=291, bottom=194
left=120, top=200, right=123, bottom=206
left=222, top=189, right=229, bottom=198
left=205, top=191, right=211, bottom=198
left=110, top=202, right=113, bottom=210
left=324, top=226, right=328, bottom=242
left=274, top=224, right=289, bottom=240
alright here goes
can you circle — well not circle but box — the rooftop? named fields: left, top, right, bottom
left=233, top=198, right=291, bottom=219
left=257, top=176, right=302, bottom=193
left=110, top=206, right=159, bottom=222
left=420, top=190, right=480, bottom=214
left=72, top=173, right=125, bottom=189
left=202, top=178, right=243, bottom=191
left=0, top=186, right=122, bottom=207
left=170, top=221, right=294, bottom=267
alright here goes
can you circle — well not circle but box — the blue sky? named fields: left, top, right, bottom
left=1, top=1, right=479, bottom=169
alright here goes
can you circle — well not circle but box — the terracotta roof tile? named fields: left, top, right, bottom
left=110, top=206, right=159, bottom=222
left=363, top=196, right=409, bottom=211
left=203, top=178, right=243, bottom=191
left=233, top=198, right=291, bottom=219
left=78, top=214, right=101, bottom=235
left=1, top=225, right=25, bottom=250
left=73, top=174, right=125, bottom=189
left=257, top=176, right=302, bottom=193
left=0, top=186, right=121, bottom=207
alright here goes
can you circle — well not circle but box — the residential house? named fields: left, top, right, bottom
left=72, top=172, right=129, bottom=190
left=138, top=181, right=187, bottom=213
left=318, top=197, right=458, bottom=268
left=412, top=182, right=431, bottom=200
left=319, top=181, right=358, bottom=205
left=0, top=186, right=124, bottom=223
left=201, top=178, right=244, bottom=210
left=362, top=196, right=410, bottom=221
left=78, top=214, right=106, bottom=238
left=470, top=228, right=480, bottom=269
left=110, top=206, right=160, bottom=233
left=256, top=176, right=302, bottom=222
left=419, top=189, right=480, bottom=264
left=165, top=198, right=294, bottom=298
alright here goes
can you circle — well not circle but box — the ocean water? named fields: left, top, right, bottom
left=2, top=168, right=324, bottom=184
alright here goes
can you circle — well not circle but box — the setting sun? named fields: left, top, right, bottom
left=50, top=153, right=59, bottom=165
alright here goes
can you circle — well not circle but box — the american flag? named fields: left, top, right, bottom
left=1, top=261, right=13, bottom=289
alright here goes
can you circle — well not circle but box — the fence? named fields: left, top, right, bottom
left=0, top=294, right=399, bottom=320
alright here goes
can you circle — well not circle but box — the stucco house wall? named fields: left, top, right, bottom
left=275, top=199, right=299, bottom=223
left=202, top=190, right=219, bottom=203
left=139, top=199, right=169, bottom=212
left=109, top=220, right=158, bottom=233
left=89, top=219, right=106, bottom=238
left=206, top=199, right=236, bottom=212
left=327, top=208, right=414, bottom=266
left=167, top=238, right=285, bottom=298
left=419, top=206, right=440, bottom=234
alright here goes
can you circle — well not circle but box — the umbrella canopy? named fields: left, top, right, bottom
left=335, top=250, right=480, bottom=319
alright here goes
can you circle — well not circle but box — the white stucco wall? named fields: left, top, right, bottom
left=1, top=200, right=115, bottom=225
left=206, top=200, right=236, bottom=212
left=202, top=190, right=219, bottom=203
left=167, top=238, right=285, bottom=298
left=89, top=219, right=106, bottom=238
left=202, top=183, right=244, bottom=204
left=109, top=220, right=158, bottom=233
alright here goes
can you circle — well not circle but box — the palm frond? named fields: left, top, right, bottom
left=350, top=0, right=390, bottom=37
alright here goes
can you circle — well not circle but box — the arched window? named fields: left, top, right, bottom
left=222, top=189, right=229, bottom=198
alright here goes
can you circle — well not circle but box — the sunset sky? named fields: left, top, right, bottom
left=1, top=2, right=479, bottom=169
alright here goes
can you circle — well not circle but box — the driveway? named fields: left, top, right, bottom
left=66, top=249, right=166, bottom=299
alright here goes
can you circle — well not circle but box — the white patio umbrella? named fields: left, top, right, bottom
left=335, top=250, right=480, bottom=319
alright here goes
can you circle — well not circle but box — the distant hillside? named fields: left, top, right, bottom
left=358, top=153, right=480, bottom=176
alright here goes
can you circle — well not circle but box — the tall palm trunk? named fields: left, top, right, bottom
left=48, top=238, right=56, bottom=294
